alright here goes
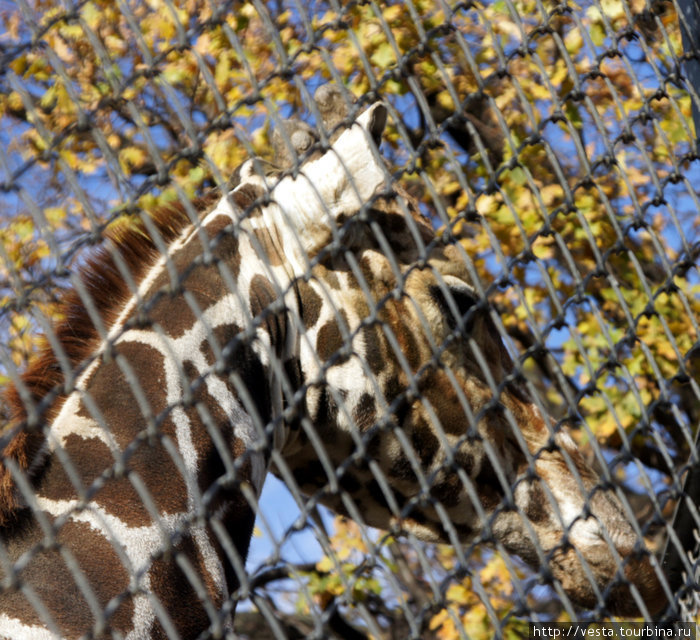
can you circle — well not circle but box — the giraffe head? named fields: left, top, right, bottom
left=247, top=87, right=667, bottom=616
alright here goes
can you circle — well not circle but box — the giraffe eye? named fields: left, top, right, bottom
left=429, top=284, right=479, bottom=333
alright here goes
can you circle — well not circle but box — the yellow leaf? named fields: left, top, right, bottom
left=10, top=56, right=28, bottom=76
left=316, top=556, right=334, bottom=573
left=429, top=608, right=449, bottom=631
left=6, top=91, right=24, bottom=113
left=118, top=146, right=148, bottom=175
left=383, top=5, right=403, bottom=23
left=81, top=2, right=101, bottom=29
left=446, top=582, right=471, bottom=605
left=44, top=207, right=67, bottom=225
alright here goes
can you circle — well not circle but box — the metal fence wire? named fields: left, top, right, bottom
left=0, top=0, right=699, bottom=638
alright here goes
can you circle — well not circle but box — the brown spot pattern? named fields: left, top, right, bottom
left=249, top=274, right=286, bottom=348
left=410, top=419, right=439, bottom=467
left=210, top=323, right=272, bottom=428
left=0, top=519, right=134, bottom=636
left=232, top=183, right=264, bottom=211
left=362, top=323, right=385, bottom=374
left=419, top=371, right=469, bottom=436
left=384, top=298, right=422, bottom=370
left=297, top=279, right=323, bottom=328
left=249, top=274, right=276, bottom=319
left=144, top=228, right=240, bottom=340
left=148, top=535, right=215, bottom=639
left=70, top=340, right=189, bottom=524
left=353, top=393, right=377, bottom=432
left=316, top=320, right=343, bottom=362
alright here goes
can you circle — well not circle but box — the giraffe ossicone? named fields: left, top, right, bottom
left=0, top=89, right=668, bottom=639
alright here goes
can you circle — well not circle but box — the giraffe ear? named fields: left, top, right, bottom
left=312, top=100, right=388, bottom=211
left=357, top=102, right=387, bottom=146
left=331, top=101, right=387, bottom=164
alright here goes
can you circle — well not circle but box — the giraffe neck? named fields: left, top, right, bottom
left=0, top=184, right=309, bottom=637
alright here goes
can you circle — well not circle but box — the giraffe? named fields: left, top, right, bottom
left=0, top=88, right=667, bottom=639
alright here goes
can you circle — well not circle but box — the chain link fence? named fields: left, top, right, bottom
left=0, top=0, right=699, bottom=638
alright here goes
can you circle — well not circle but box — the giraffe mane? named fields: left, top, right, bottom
left=0, top=190, right=222, bottom=526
